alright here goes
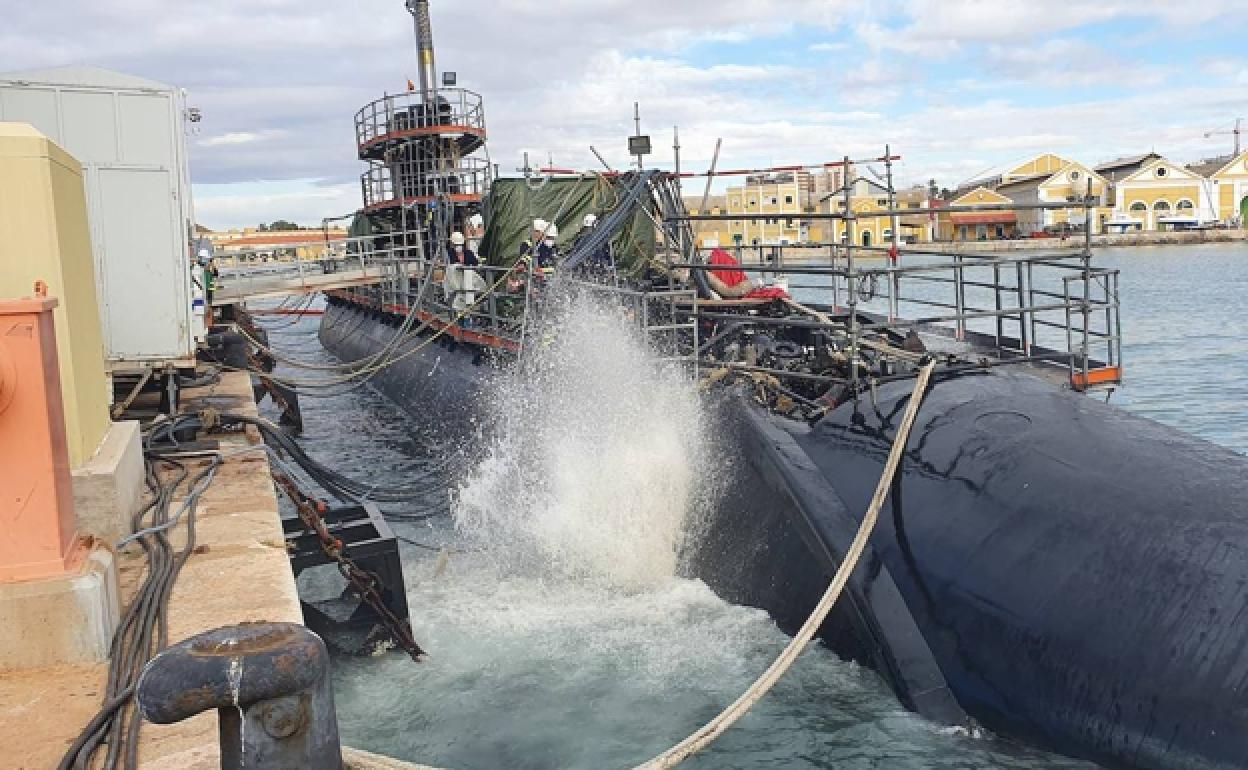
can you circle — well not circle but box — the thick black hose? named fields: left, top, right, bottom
left=60, top=451, right=216, bottom=770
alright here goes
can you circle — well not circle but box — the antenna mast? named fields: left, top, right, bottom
left=405, top=0, right=438, bottom=100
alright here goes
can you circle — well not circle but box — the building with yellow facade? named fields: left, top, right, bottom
left=724, top=173, right=808, bottom=246
left=996, top=161, right=1111, bottom=234
left=1108, top=157, right=1216, bottom=231
left=683, top=195, right=731, bottom=249
left=685, top=171, right=831, bottom=249
left=824, top=177, right=906, bottom=248
left=1209, top=149, right=1248, bottom=226
left=937, top=186, right=1017, bottom=241
left=683, top=166, right=940, bottom=251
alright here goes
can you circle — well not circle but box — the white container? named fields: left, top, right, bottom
left=0, top=66, right=200, bottom=369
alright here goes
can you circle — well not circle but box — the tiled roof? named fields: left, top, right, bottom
left=1094, top=153, right=1160, bottom=172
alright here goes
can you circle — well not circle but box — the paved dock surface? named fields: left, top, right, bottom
left=0, top=371, right=303, bottom=769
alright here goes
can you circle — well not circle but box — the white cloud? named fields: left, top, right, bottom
left=198, top=129, right=288, bottom=147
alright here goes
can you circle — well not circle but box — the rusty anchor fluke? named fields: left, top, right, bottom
left=137, top=622, right=344, bottom=770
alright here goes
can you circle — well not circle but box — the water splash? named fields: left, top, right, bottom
left=453, top=292, right=716, bottom=589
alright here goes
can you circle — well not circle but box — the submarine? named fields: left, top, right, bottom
left=307, top=2, right=1248, bottom=767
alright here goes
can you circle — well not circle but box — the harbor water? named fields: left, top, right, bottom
left=266, top=242, right=1244, bottom=769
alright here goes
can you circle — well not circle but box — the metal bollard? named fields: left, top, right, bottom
left=137, top=622, right=343, bottom=770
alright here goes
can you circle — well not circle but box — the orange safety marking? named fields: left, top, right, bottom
left=1071, top=365, right=1122, bottom=390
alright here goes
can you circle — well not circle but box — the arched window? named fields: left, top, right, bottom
left=1129, top=201, right=1147, bottom=213
left=1153, top=200, right=1171, bottom=212
left=1176, top=199, right=1194, bottom=212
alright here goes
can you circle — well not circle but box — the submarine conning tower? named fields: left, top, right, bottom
left=354, top=0, right=489, bottom=255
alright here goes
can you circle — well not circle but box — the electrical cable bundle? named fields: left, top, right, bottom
left=559, top=170, right=662, bottom=273
left=58, top=435, right=220, bottom=770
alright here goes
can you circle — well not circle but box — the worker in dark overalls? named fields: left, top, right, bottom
left=535, top=221, right=558, bottom=275
left=515, top=218, right=558, bottom=280
left=581, top=213, right=614, bottom=274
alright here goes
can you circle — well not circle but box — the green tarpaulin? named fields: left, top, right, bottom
left=479, top=176, right=655, bottom=273
left=346, top=174, right=657, bottom=274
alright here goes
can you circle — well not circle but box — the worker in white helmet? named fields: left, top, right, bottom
left=579, top=212, right=613, bottom=274
left=530, top=218, right=548, bottom=245
left=465, top=212, right=485, bottom=255
left=445, top=231, right=482, bottom=326
left=449, top=231, right=477, bottom=266
left=518, top=218, right=557, bottom=269
left=536, top=222, right=559, bottom=273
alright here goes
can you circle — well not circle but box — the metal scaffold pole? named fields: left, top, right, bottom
left=674, top=126, right=683, bottom=258
left=843, top=154, right=859, bottom=397
left=884, top=144, right=900, bottom=321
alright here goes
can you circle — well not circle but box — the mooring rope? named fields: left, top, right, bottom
left=634, top=357, right=936, bottom=769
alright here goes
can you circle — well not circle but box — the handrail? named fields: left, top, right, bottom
left=354, top=88, right=487, bottom=153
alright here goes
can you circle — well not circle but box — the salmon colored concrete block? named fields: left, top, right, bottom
left=0, top=294, right=85, bottom=582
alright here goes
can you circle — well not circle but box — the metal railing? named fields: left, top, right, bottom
left=677, top=232, right=1121, bottom=390
left=361, top=156, right=490, bottom=209
left=354, top=88, right=486, bottom=153
left=566, top=279, right=700, bottom=366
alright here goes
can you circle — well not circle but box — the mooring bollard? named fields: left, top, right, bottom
left=137, top=622, right=343, bottom=770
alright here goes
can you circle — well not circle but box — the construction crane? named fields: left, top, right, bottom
left=1204, top=117, right=1243, bottom=156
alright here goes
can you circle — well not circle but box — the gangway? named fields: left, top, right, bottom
left=210, top=230, right=426, bottom=306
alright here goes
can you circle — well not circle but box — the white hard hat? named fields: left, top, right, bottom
left=468, top=213, right=484, bottom=228
left=450, top=232, right=465, bottom=246
left=583, top=214, right=597, bottom=228
left=546, top=222, right=559, bottom=238
left=533, top=218, right=549, bottom=232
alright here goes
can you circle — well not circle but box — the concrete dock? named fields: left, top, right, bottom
left=0, top=371, right=301, bottom=768
left=0, top=369, right=441, bottom=769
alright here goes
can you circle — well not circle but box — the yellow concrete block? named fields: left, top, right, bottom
left=0, top=122, right=110, bottom=467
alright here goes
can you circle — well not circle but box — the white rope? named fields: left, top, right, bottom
left=635, top=358, right=936, bottom=769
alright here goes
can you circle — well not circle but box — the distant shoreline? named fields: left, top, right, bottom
left=927, top=229, right=1246, bottom=253
left=727, top=229, right=1245, bottom=263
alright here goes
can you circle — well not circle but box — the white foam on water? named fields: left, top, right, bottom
left=453, top=292, right=717, bottom=589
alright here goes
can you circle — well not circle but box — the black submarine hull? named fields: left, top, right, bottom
left=696, top=368, right=1248, bottom=769
left=319, top=296, right=497, bottom=426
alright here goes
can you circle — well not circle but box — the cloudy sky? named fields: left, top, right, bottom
left=3, top=0, right=1244, bottom=229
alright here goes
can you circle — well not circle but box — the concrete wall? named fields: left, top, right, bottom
left=0, top=123, right=110, bottom=467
